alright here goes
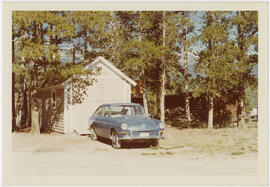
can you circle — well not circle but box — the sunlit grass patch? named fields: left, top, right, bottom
left=247, top=121, right=258, bottom=128
left=159, top=124, right=257, bottom=156
left=141, top=152, right=156, bottom=156
left=248, top=148, right=258, bottom=152
left=157, top=145, right=184, bottom=150
left=231, top=151, right=245, bottom=155
left=160, top=151, right=173, bottom=155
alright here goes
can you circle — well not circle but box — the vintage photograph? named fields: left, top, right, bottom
left=3, top=1, right=268, bottom=186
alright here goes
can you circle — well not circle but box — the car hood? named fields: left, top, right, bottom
left=113, top=115, right=160, bottom=131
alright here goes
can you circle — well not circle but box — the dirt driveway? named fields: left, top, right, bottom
left=11, top=127, right=257, bottom=176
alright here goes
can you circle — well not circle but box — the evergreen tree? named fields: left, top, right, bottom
left=12, top=11, right=98, bottom=134
left=194, top=11, right=234, bottom=129
left=231, top=11, right=258, bottom=128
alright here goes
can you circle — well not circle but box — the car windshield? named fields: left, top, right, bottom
left=111, top=105, right=145, bottom=116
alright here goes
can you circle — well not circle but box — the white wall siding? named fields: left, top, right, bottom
left=39, top=57, right=135, bottom=134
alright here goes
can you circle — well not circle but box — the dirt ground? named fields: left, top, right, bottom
left=11, top=126, right=257, bottom=176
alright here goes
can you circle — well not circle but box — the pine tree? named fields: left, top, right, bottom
left=120, top=11, right=151, bottom=115
left=12, top=11, right=98, bottom=134
left=194, top=11, right=233, bottom=129
left=231, top=11, right=258, bottom=129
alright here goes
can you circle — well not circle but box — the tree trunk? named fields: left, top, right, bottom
left=19, top=75, right=25, bottom=128
left=139, top=11, right=149, bottom=117
left=160, top=68, right=165, bottom=122
left=83, top=25, right=87, bottom=60
left=109, top=11, right=115, bottom=63
left=208, top=96, right=214, bottom=129
left=12, top=33, right=16, bottom=131
left=30, top=65, right=40, bottom=134
left=39, top=23, right=44, bottom=44
left=33, top=21, right=38, bottom=43
left=142, top=75, right=149, bottom=116
left=183, top=23, right=191, bottom=123
left=237, top=89, right=248, bottom=129
left=31, top=68, right=40, bottom=135
left=49, top=24, right=53, bottom=44
left=22, top=81, right=28, bottom=127
left=156, top=91, right=160, bottom=118
left=39, top=24, right=47, bottom=72
left=72, top=37, right=76, bottom=64
left=27, top=88, right=32, bottom=127
left=236, top=12, right=248, bottom=129
left=31, top=106, right=40, bottom=135
left=143, top=93, right=149, bottom=116
left=49, top=24, right=54, bottom=62
left=12, top=73, right=16, bottom=131
left=159, top=11, right=166, bottom=122
left=206, top=13, right=213, bottom=130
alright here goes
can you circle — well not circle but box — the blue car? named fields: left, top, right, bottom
left=89, top=103, right=165, bottom=149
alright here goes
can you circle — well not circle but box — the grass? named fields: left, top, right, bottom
left=248, top=148, right=258, bottom=152
left=159, top=122, right=258, bottom=156
left=231, top=151, right=245, bottom=155
left=141, top=152, right=156, bottom=156
left=247, top=121, right=258, bottom=128
left=142, top=151, right=174, bottom=156
left=159, top=145, right=185, bottom=150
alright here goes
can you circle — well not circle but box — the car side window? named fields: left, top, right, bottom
left=103, top=106, right=110, bottom=117
left=95, top=107, right=103, bottom=116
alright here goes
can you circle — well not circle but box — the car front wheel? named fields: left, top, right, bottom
left=90, top=126, right=98, bottom=141
left=151, top=139, right=159, bottom=147
left=111, top=131, right=121, bottom=149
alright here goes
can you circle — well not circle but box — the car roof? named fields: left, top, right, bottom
left=101, top=103, right=141, bottom=107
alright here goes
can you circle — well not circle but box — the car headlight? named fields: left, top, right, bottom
left=159, top=122, right=165, bottom=129
left=121, top=123, right=128, bottom=130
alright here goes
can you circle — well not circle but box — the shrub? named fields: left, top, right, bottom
left=165, top=106, right=200, bottom=128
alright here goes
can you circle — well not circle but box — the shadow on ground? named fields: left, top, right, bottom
left=95, top=136, right=154, bottom=149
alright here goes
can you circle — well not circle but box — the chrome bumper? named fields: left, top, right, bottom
left=118, top=129, right=165, bottom=141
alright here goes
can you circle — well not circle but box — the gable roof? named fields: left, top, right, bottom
left=39, top=56, right=136, bottom=91
left=85, top=56, right=137, bottom=86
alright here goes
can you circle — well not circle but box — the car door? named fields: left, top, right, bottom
left=98, top=106, right=111, bottom=138
left=92, top=106, right=104, bottom=136
left=102, top=106, right=114, bottom=138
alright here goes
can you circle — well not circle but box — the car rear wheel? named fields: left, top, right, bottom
left=90, top=126, right=98, bottom=141
left=111, top=131, right=121, bottom=149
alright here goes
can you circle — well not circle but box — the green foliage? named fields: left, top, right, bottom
left=194, top=12, right=234, bottom=99
left=231, top=151, right=245, bottom=155
left=12, top=11, right=258, bottom=131
left=192, top=11, right=258, bottom=127
left=12, top=11, right=100, bottom=129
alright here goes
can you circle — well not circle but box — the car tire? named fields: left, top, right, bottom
left=111, top=130, right=121, bottom=149
left=151, top=140, right=159, bottom=147
left=90, top=126, right=98, bottom=141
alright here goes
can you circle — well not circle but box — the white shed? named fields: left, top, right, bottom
left=37, top=56, right=137, bottom=134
